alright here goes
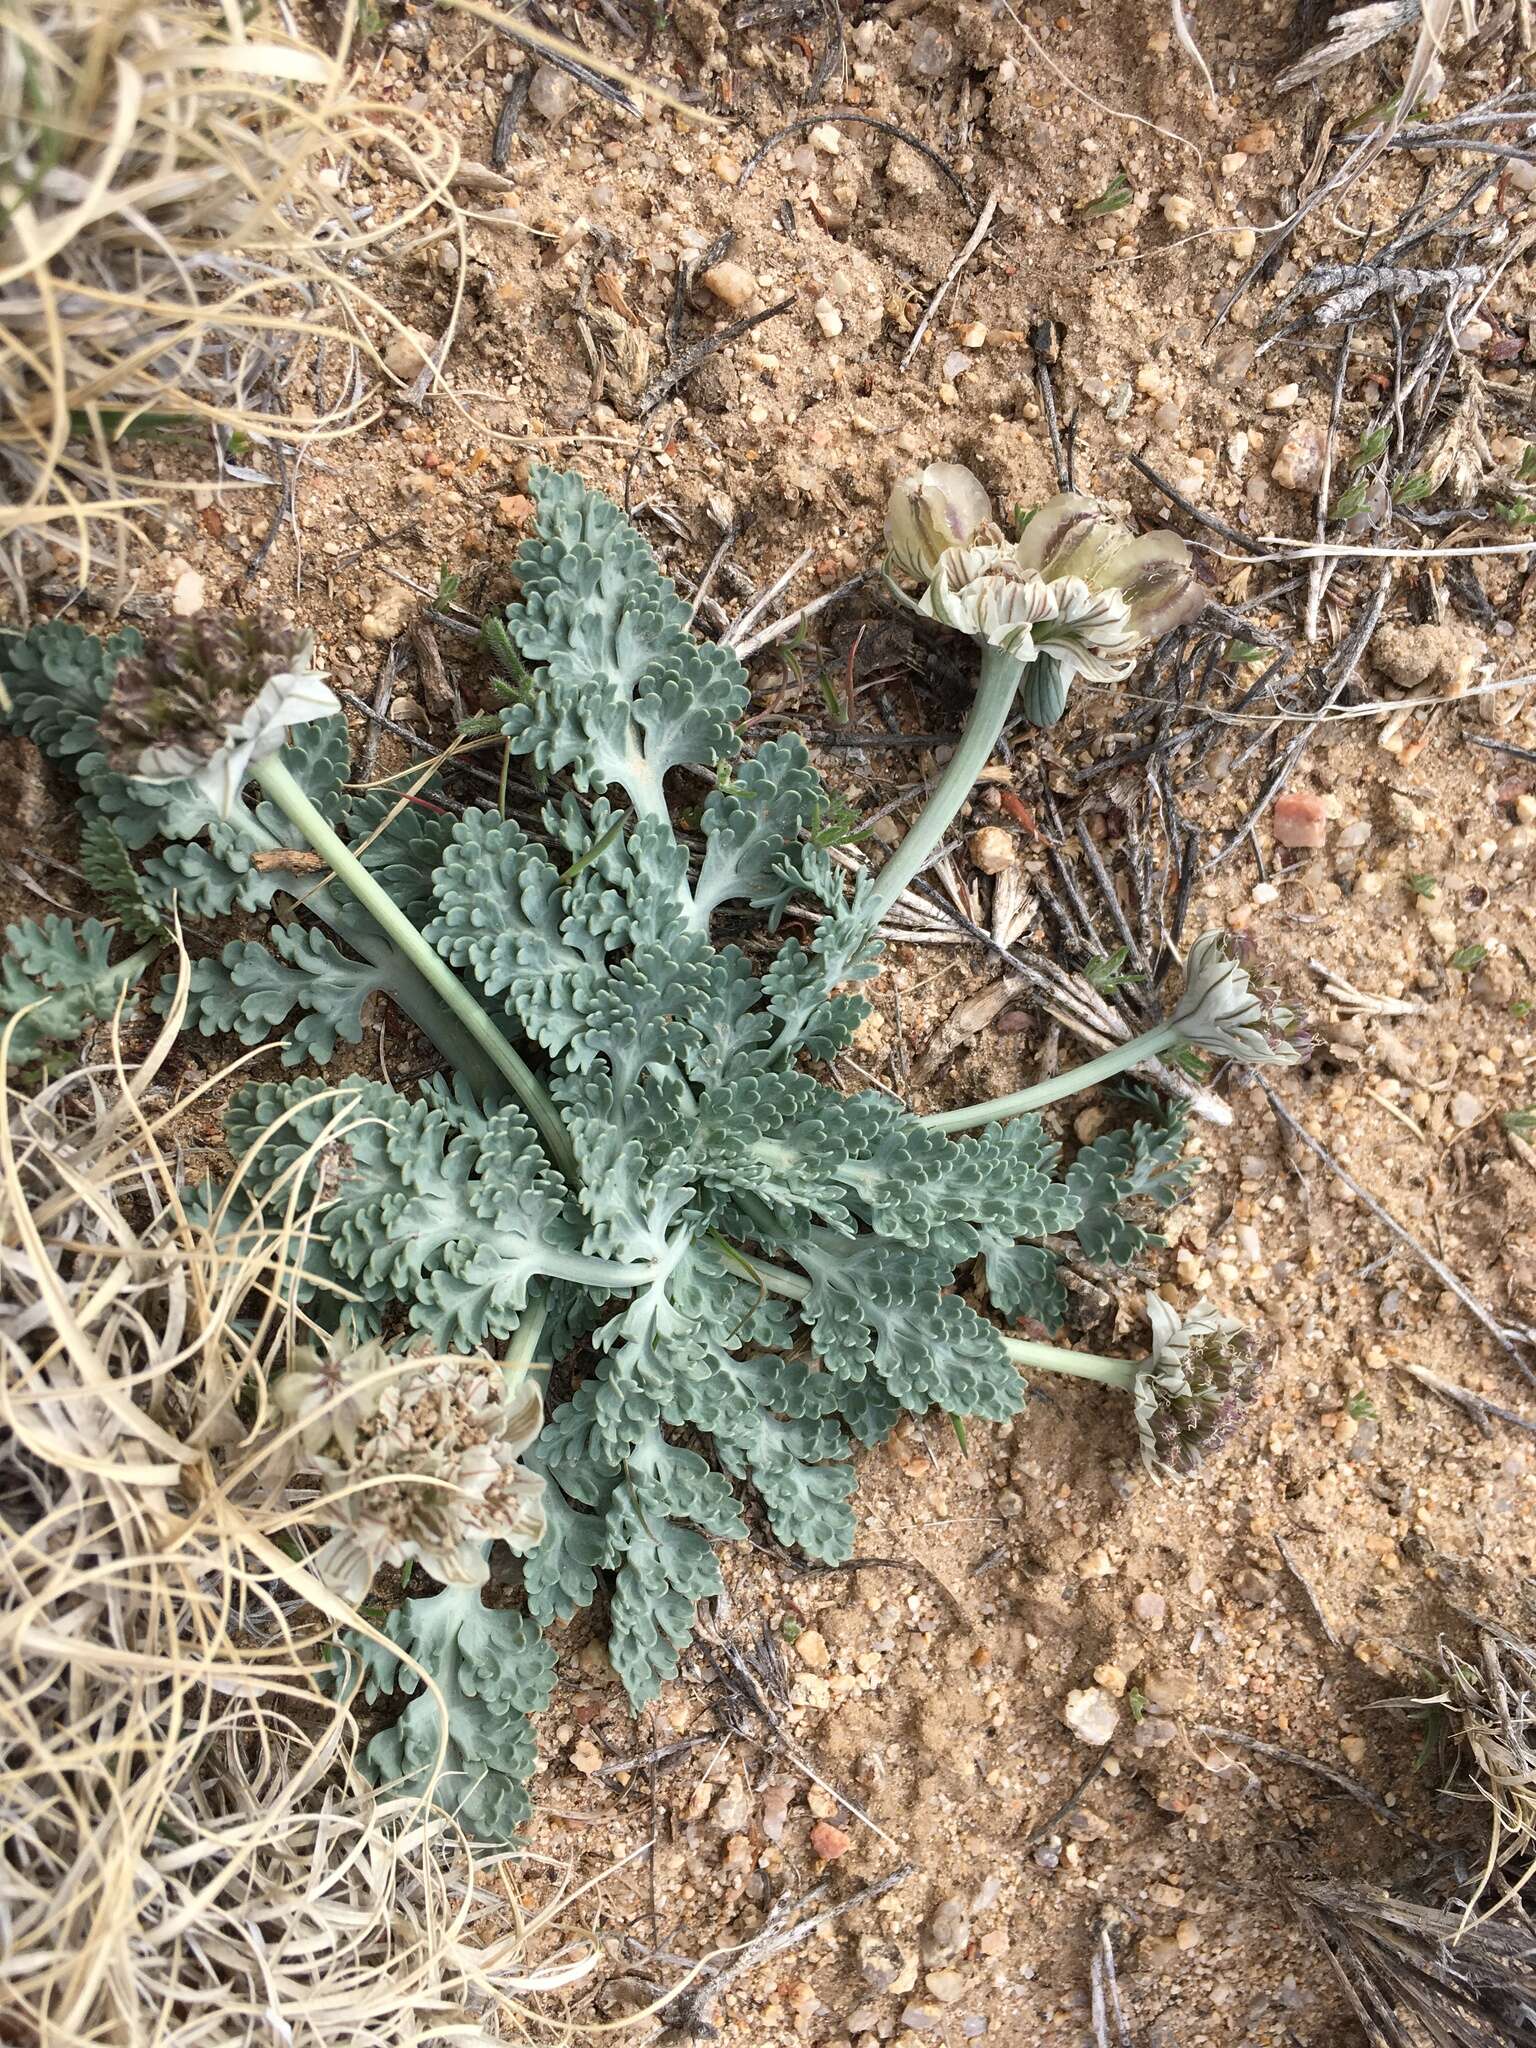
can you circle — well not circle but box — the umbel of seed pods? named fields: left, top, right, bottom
left=869, top=463, right=1206, bottom=911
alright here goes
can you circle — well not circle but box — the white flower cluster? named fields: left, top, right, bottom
left=276, top=1341, right=547, bottom=1604
left=1133, top=1297, right=1257, bottom=1478
left=884, top=463, right=1204, bottom=724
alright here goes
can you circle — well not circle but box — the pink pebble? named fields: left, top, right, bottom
left=1274, top=792, right=1328, bottom=849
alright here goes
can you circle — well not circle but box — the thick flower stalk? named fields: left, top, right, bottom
left=1003, top=1296, right=1259, bottom=1478
left=923, top=930, right=1308, bottom=1134
left=107, top=609, right=577, bottom=1175
left=873, top=463, right=1202, bottom=910
left=280, top=1341, right=548, bottom=1604
left=101, top=609, right=340, bottom=815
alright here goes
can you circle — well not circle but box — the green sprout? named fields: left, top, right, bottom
left=1331, top=477, right=1371, bottom=524
left=1083, top=946, right=1144, bottom=997
left=1391, top=471, right=1434, bottom=506
left=1406, top=873, right=1437, bottom=899
left=1449, top=943, right=1487, bottom=972
left=1346, top=1391, right=1378, bottom=1422
left=1225, top=638, right=1268, bottom=664
left=1078, top=171, right=1134, bottom=217
left=1347, top=426, right=1390, bottom=474
left=1503, top=1108, right=1536, bottom=1135
left=1517, top=444, right=1536, bottom=484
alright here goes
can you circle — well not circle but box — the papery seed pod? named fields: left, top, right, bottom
left=884, top=461, right=1004, bottom=583
left=1169, top=931, right=1308, bottom=1066
left=302, top=1351, right=547, bottom=1604
left=885, top=475, right=1204, bottom=729
left=101, top=607, right=340, bottom=814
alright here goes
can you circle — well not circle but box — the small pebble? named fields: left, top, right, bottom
left=1161, top=193, right=1195, bottom=230
left=382, top=324, right=435, bottom=380
left=1141, top=1667, right=1196, bottom=1713
left=170, top=567, right=206, bottom=617
left=1450, top=1091, right=1486, bottom=1130
left=701, top=261, right=756, bottom=309
left=528, top=63, right=576, bottom=121
left=810, top=1820, right=851, bottom=1861
left=1271, top=419, right=1327, bottom=493
left=901, top=2004, right=946, bottom=2034
left=926, top=1970, right=966, bottom=2006
left=1230, top=227, right=1256, bottom=261
left=1274, top=791, right=1329, bottom=848
left=813, top=296, right=844, bottom=339
left=1062, top=1686, right=1120, bottom=1746
left=713, top=1778, right=753, bottom=1831
left=569, top=1736, right=602, bottom=1775
left=795, top=1629, right=830, bottom=1670
left=1132, top=1590, right=1167, bottom=1630
left=809, top=121, right=842, bottom=154
left=969, top=825, right=1016, bottom=874
left=921, top=1897, right=971, bottom=1965
left=908, top=23, right=955, bottom=76
left=1264, top=382, right=1300, bottom=410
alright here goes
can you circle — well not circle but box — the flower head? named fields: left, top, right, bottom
left=883, top=469, right=1204, bottom=726
left=298, top=1347, right=547, bottom=1605
left=101, top=608, right=340, bottom=815
left=1170, top=933, right=1309, bottom=1066
left=884, top=461, right=1004, bottom=583
left=275, top=1337, right=387, bottom=1460
left=1133, top=1297, right=1259, bottom=1477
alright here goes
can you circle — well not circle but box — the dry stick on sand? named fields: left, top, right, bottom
left=899, top=192, right=1000, bottom=373
left=1194, top=1727, right=1441, bottom=1848
left=1205, top=568, right=1391, bottom=869
left=1259, top=1080, right=1536, bottom=1388
left=648, top=1862, right=915, bottom=2042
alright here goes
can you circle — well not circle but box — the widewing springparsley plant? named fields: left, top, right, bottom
left=0, top=466, right=1299, bottom=1841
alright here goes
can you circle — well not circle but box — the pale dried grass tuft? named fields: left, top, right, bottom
left=0, top=0, right=460, bottom=607
left=0, top=986, right=600, bottom=2048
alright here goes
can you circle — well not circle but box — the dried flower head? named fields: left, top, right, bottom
left=101, top=608, right=339, bottom=813
left=883, top=469, right=1204, bottom=727
left=1170, top=932, right=1310, bottom=1066
left=1133, top=1297, right=1259, bottom=1477
left=298, top=1346, right=547, bottom=1604
left=884, top=461, right=1005, bottom=583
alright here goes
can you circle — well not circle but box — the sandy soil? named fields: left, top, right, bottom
left=6, top=0, right=1536, bottom=2041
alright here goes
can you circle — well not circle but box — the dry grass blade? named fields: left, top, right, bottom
left=0, top=0, right=462, bottom=607
left=0, top=999, right=600, bottom=2046
left=1290, top=1881, right=1536, bottom=2046
left=1432, top=1615, right=1536, bottom=1923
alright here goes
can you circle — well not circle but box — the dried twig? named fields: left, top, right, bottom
left=899, top=192, right=998, bottom=373
left=1260, top=1080, right=1536, bottom=1388
left=1196, top=1726, right=1438, bottom=1845
left=650, top=1863, right=914, bottom=2041
left=638, top=295, right=795, bottom=415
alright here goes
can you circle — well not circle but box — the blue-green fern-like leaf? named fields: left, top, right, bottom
left=497, top=465, right=749, bottom=821
left=175, top=925, right=395, bottom=1066
left=1, top=916, right=154, bottom=1069
left=350, top=1588, right=554, bottom=1841
left=1067, top=1110, right=1197, bottom=1266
